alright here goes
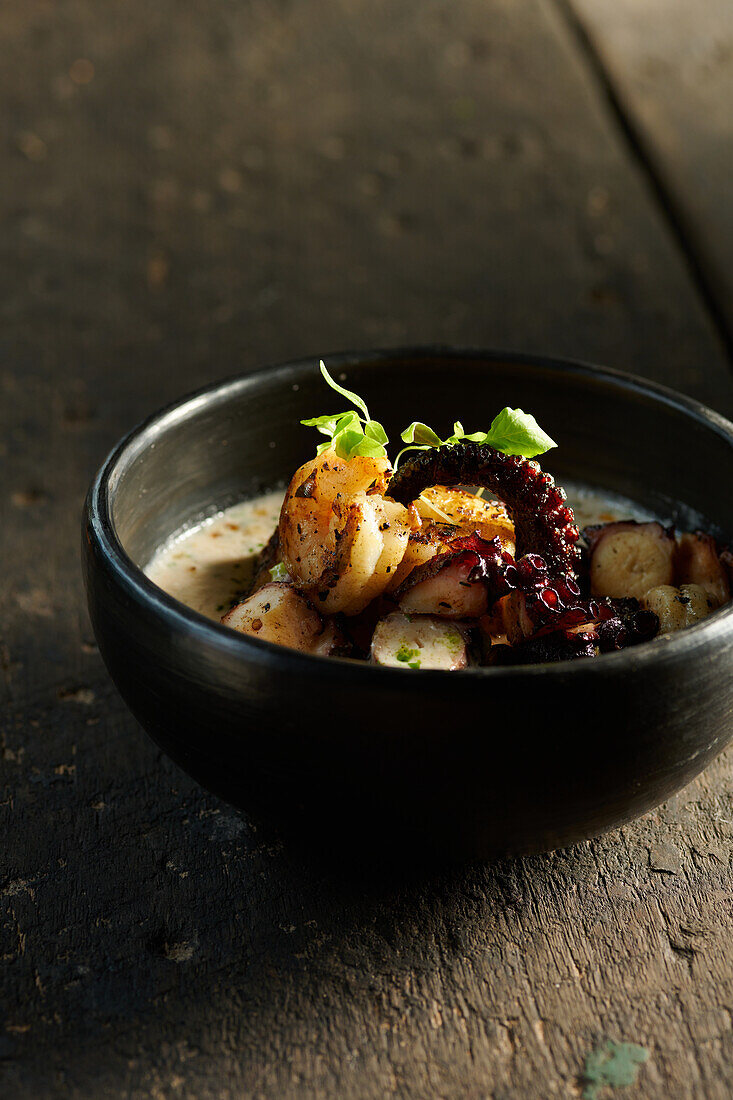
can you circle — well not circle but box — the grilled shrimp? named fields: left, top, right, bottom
left=278, top=449, right=412, bottom=615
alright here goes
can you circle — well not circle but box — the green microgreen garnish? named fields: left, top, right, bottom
left=269, top=562, right=290, bottom=582
left=302, top=360, right=557, bottom=468
left=394, top=409, right=556, bottom=466
left=301, top=361, right=389, bottom=461
left=480, top=407, right=557, bottom=457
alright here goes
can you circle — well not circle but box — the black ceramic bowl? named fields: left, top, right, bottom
left=83, top=349, right=733, bottom=859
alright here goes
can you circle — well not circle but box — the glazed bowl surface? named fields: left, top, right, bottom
left=83, top=349, right=733, bottom=858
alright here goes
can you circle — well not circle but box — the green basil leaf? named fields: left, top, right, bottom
left=319, top=361, right=370, bottom=421
left=364, top=419, right=388, bottom=444
left=483, top=407, right=557, bottom=457
left=399, top=422, right=443, bottom=446
left=333, top=428, right=365, bottom=460
left=301, top=361, right=389, bottom=461
left=443, top=423, right=468, bottom=446
left=302, top=363, right=554, bottom=467
left=301, top=411, right=349, bottom=436
left=332, top=423, right=388, bottom=460
left=350, top=435, right=388, bottom=459
left=333, top=410, right=361, bottom=434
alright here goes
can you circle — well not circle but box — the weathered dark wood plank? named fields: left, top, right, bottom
left=564, top=0, right=733, bottom=355
left=1, top=1, right=732, bottom=1097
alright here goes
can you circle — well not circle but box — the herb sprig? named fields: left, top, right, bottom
left=301, top=361, right=557, bottom=466
left=395, top=410, right=556, bottom=466
left=300, top=361, right=390, bottom=461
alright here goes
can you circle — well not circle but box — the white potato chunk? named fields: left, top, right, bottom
left=589, top=521, right=675, bottom=601
left=222, top=582, right=338, bottom=654
left=371, top=612, right=469, bottom=670
left=642, top=583, right=714, bottom=634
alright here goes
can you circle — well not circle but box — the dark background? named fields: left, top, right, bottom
left=2, top=1, right=733, bottom=1097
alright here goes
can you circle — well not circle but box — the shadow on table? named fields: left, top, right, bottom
left=9, top=777, right=613, bottom=1097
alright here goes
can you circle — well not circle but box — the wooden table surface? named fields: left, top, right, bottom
left=2, top=2, right=732, bottom=1096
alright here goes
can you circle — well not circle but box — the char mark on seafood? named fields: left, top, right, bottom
left=387, top=442, right=581, bottom=573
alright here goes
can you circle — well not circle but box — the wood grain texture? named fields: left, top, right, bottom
left=564, top=0, right=733, bottom=350
left=1, top=0, right=733, bottom=1096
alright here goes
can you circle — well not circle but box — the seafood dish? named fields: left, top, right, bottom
left=146, top=362, right=732, bottom=669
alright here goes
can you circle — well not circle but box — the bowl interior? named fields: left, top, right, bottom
left=108, top=350, right=733, bottom=575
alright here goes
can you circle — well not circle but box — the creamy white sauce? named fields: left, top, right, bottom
left=144, top=483, right=654, bottom=622
left=145, top=490, right=282, bottom=619
left=563, top=480, right=655, bottom=531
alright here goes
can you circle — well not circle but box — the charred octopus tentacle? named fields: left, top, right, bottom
left=387, top=442, right=581, bottom=573
left=491, top=600, right=659, bottom=666
left=392, top=533, right=659, bottom=651
left=500, top=556, right=658, bottom=645
left=387, top=445, right=659, bottom=663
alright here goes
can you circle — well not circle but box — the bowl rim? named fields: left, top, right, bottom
left=85, top=345, right=733, bottom=680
